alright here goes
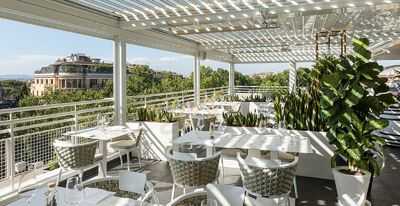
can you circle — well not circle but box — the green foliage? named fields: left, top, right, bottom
left=243, top=94, right=269, bottom=102
left=134, top=107, right=176, bottom=123
left=18, top=89, right=108, bottom=107
left=274, top=96, right=283, bottom=126
left=223, top=112, right=268, bottom=127
left=274, top=59, right=329, bottom=131
left=0, top=80, right=29, bottom=101
left=259, top=70, right=289, bottom=86
left=47, top=157, right=59, bottom=171
left=320, top=38, right=395, bottom=174
left=278, top=88, right=324, bottom=131
left=223, top=95, right=240, bottom=102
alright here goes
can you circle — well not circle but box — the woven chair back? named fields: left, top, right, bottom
left=53, top=137, right=97, bottom=169
left=237, top=153, right=298, bottom=197
left=166, top=147, right=220, bottom=187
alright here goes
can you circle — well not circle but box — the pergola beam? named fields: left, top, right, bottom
left=113, top=0, right=399, bottom=30
left=0, top=0, right=235, bottom=63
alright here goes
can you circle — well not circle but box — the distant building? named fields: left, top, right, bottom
left=30, top=53, right=113, bottom=96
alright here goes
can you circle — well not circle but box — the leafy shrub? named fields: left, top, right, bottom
left=223, top=112, right=268, bottom=127
left=135, top=108, right=177, bottom=123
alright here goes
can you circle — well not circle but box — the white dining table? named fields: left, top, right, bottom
left=64, top=125, right=137, bottom=177
left=173, top=131, right=312, bottom=159
left=7, top=186, right=162, bottom=206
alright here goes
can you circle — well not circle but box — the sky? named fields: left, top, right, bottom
left=0, top=18, right=398, bottom=76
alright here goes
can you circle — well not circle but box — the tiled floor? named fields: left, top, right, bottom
left=99, top=146, right=400, bottom=206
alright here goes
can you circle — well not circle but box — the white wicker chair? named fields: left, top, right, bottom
left=237, top=152, right=299, bottom=206
left=166, top=147, right=221, bottom=201
left=53, top=136, right=103, bottom=186
left=83, top=171, right=159, bottom=206
left=109, top=128, right=144, bottom=170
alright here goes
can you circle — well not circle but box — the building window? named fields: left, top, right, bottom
left=62, top=80, right=66, bottom=88
left=66, top=80, right=72, bottom=88
left=89, top=79, right=97, bottom=88
left=73, top=79, right=78, bottom=88
left=51, top=79, right=53, bottom=85
left=40, top=79, right=43, bottom=84
left=36, top=79, right=39, bottom=84
left=45, top=79, right=48, bottom=85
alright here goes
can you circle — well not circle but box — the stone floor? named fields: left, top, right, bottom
left=94, top=146, right=400, bottom=206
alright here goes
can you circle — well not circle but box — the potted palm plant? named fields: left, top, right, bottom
left=320, top=38, right=395, bottom=205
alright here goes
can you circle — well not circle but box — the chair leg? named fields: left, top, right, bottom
left=56, top=169, right=62, bottom=186
left=127, top=151, right=130, bottom=171
left=220, top=158, right=225, bottom=183
left=79, top=169, right=84, bottom=182
left=138, top=148, right=142, bottom=168
left=293, top=176, right=298, bottom=199
left=170, top=184, right=176, bottom=201
left=99, top=162, right=106, bottom=178
left=119, top=151, right=124, bottom=168
left=17, top=173, right=26, bottom=193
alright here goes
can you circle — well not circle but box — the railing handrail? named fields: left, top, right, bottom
left=235, top=85, right=287, bottom=88
left=130, top=86, right=228, bottom=99
left=0, top=98, right=113, bottom=114
left=0, top=86, right=230, bottom=113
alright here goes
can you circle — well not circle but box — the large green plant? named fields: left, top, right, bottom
left=320, top=38, right=395, bottom=174
left=274, top=57, right=333, bottom=131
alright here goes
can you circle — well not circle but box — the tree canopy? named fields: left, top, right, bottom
left=17, top=64, right=292, bottom=107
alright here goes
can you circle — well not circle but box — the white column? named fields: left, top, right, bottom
left=229, top=62, right=235, bottom=95
left=288, top=61, right=297, bottom=93
left=193, top=54, right=200, bottom=107
left=113, top=37, right=127, bottom=125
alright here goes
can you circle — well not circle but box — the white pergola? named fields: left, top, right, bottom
left=1, top=0, right=400, bottom=124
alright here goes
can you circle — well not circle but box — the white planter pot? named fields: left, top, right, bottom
left=239, top=102, right=250, bottom=115
left=332, top=166, right=371, bottom=206
left=126, top=121, right=179, bottom=161
left=222, top=128, right=335, bottom=180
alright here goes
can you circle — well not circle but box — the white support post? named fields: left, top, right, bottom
left=113, top=37, right=127, bottom=125
left=229, top=63, right=235, bottom=96
left=193, top=54, right=201, bottom=107
left=288, top=61, right=297, bottom=93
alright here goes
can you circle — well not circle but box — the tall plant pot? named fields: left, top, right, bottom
left=333, top=166, right=371, bottom=206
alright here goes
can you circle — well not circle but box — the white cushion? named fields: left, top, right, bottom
left=119, top=171, right=146, bottom=194
left=206, top=184, right=244, bottom=206
left=109, top=140, right=136, bottom=149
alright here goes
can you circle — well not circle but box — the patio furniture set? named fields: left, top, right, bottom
left=8, top=101, right=311, bottom=206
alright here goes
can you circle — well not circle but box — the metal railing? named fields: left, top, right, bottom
left=235, top=85, right=288, bottom=94
left=0, top=85, right=286, bottom=194
left=0, top=99, right=114, bottom=193
left=0, top=86, right=229, bottom=193
left=127, top=86, right=228, bottom=119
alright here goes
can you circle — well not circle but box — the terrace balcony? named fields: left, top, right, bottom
left=1, top=0, right=400, bottom=206
left=0, top=85, right=398, bottom=206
